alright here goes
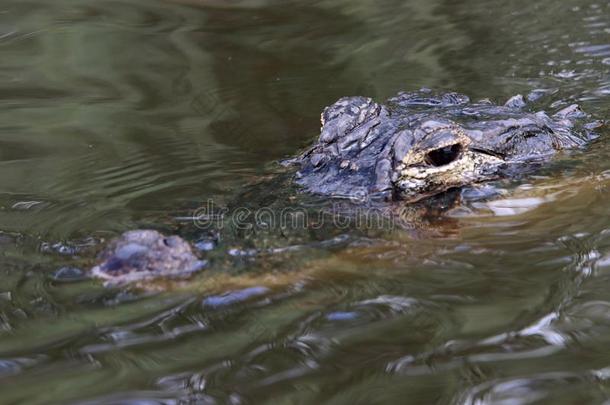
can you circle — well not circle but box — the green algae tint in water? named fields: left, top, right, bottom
left=1, top=0, right=610, bottom=403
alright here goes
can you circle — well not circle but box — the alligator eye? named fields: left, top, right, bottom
left=425, top=144, right=463, bottom=167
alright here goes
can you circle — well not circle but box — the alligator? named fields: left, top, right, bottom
left=90, top=89, right=599, bottom=285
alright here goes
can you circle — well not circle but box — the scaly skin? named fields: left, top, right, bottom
left=91, top=230, right=206, bottom=285
left=293, top=89, right=591, bottom=202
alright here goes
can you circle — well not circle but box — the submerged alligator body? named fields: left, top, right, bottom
left=92, top=90, right=597, bottom=284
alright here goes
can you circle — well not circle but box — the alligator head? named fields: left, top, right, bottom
left=293, top=91, right=593, bottom=202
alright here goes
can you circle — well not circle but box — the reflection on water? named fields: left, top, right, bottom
left=0, top=0, right=610, bottom=403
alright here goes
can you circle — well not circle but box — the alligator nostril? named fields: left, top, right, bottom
left=425, top=144, right=463, bottom=167
left=163, top=237, right=179, bottom=248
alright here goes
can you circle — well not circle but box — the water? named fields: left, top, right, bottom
left=1, top=0, right=610, bottom=403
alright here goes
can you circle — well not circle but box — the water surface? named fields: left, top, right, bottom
left=1, top=0, right=610, bottom=403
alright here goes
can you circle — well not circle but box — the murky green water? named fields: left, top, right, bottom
left=1, top=0, right=610, bottom=403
